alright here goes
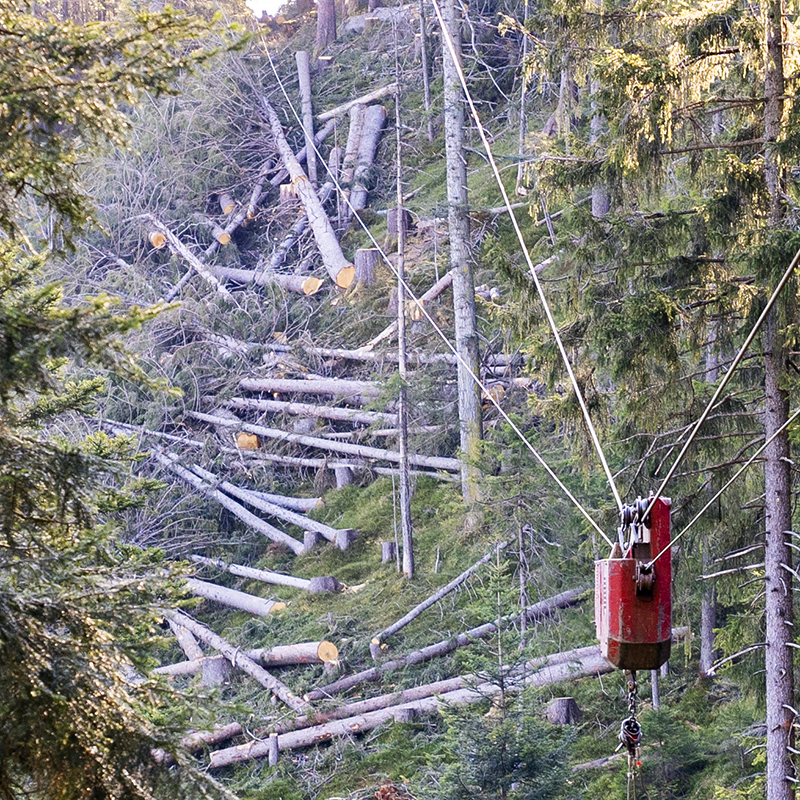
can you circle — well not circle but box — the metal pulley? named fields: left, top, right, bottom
left=595, top=495, right=672, bottom=671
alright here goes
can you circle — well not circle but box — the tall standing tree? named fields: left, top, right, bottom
left=441, top=0, right=483, bottom=503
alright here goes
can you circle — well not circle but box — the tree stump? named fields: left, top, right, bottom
left=545, top=697, right=582, bottom=725
left=354, top=248, right=380, bottom=286
left=334, top=465, right=353, bottom=488
left=201, top=657, right=232, bottom=687
left=267, top=733, right=279, bottom=766
left=308, top=576, right=343, bottom=594
left=387, top=207, right=411, bottom=238
left=336, top=528, right=358, bottom=550
left=303, top=531, right=322, bottom=552
left=381, top=541, right=396, bottom=564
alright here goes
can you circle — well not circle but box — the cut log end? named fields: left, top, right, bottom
left=270, top=601, right=288, bottom=613
left=335, top=265, right=356, bottom=289
left=219, top=193, right=235, bottom=215
left=149, top=231, right=167, bottom=249
left=213, top=226, right=231, bottom=245
left=236, top=432, right=260, bottom=450
left=317, top=640, right=340, bottom=662
left=302, top=276, right=324, bottom=295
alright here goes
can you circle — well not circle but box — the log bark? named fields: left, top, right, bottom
left=189, top=410, right=462, bottom=472
left=155, top=452, right=304, bottom=555
left=211, top=265, right=324, bottom=296
left=163, top=611, right=311, bottom=713
left=363, top=270, right=454, bottom=349
left=269, top=118, right=336, bottom=189
left=315, top=0, right=336, bottom=52
left=187, top=462, right=351, bottom=544
left=338, top=104, right=364, bottom=221
left=168, top=619, right=204, bottom=661
left=295, top=51, right=317, bottom=185
left=143, top=215, right=232, bottom=299
left=238, top=376, right=381, bottom=404
left=245, top=491, right=322, bottom=512
left=305, top=587, right=585, bottom=700
left=221, top=448, right=459, bottom=482
left=370, top=538, right=512, bottom=654
left=156, top=640, right=339, bottom=677
left=263, top=100, right=355, bottom=289
left=387, top=208, right=411, bottom=238
left=219, top=193, right=235, bottom=215
left=186, top=578, right=286, bottom=617
left=191, top=555, right=342, bottom=593
left=227, top=396, right=397, bottom=427
left=348, top=105, right=387, bottom=216
left=304, top=531, right=322, bottom=552
left=318, top=84, right=398, bottom=121
left=354, top=248, right=380, bottom=286
left=381, top=541, right=396, bottom=563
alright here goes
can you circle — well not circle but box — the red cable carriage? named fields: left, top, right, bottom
left=595, top=496, right=672, bottom=671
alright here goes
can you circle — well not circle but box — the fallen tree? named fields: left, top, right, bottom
left=189, top=410, right=461, bottom=471
left=186, top=578, right=286, bottom=617
left=237, top=376, right=381, bottom=404
left=318, top=83, right=397, bottom=121
left=226, top=396, right=398, bottom=427
left=211, top=265, right=324, bottom=296
left=348, top=105, right=387, bottom=217
left=191, top=554, right=342, bottom=594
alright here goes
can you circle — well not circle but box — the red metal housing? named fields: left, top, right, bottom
left=595, top=497, right=672, bottom=671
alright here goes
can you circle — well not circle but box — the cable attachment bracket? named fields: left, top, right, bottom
left=618, top=671, right=642, bottom=759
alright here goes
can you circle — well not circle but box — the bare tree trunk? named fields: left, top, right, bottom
left=394, top=72, right=414, bottom=580
left=764, top=3, right=796, bottom=796
left=515, top=0, right=529, bottom=195
left=315, top=0, right=336, bottom=52
left=186, top=578, right=286, bottom=617
left=168, top=619, right=203, bottom=660
left=442, top=0, right=482, bottom=502
left=238, top=376, right=380, bottom=403
left=339, top=104, right=365, bottom=222
left=418, top=0, right=434, bottom=142
left=295, top=51, right=317, bottom=185
left=348, top=105, right=388, bottom=217
left=226, top=396, right=398, bottom=427
left=318, top=84, right=397, bottom=122
left=699, top=544, right=716, bottom=678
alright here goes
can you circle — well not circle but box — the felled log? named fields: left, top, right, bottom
left=186, top=578, right=286, bottom=617
left=317, top=83, right=398, bottom=121
left=163, top=610, right=311, bottom=714
left=263, top=100, right=355, bottom=289
left=370, top=538, right=513, bottom=655
left=269, top=118, right=336, bottom=189
left=149, top=230, right=167, bottom=249
left=168, top=619, right=204, bottom=660
left=187, top=462, right=354, bottom=545
left=210, top=224, right=231, bottom=245
left=354, top=248, right=379, bottom=286
left=219, top=193, right=235, bottom=215
left=156, top=640, right=339, bottom=677
left=191, top=555, right=342, bottom=594
left=211, top=265, right=325, bottom=296
left=305, top=587, right=585, bottom=700
left=245, top=491, right=322, bottom=512
left=363, top=269, right=454, bottom=349
left=222, top=448, right=459, bottom=483
left=155, top=452, right=305, bottom=555
left=348, top=105, right=387, bottom=217
left=238, top=376, right=380, bottom=405
left=226, top=397, right=397, bottom=427
left=142, top=215, right=232, bottom=299
left=189, top=410, right=461, bottom=472
left=295, top=50, right=317, bottom=185
left=338, top=105, right=364, bottom=219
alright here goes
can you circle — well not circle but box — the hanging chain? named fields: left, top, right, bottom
left=619, top=671, right=643, bottom=800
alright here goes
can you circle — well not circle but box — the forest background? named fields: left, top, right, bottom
left=1, top=0, right=798, bottom=799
